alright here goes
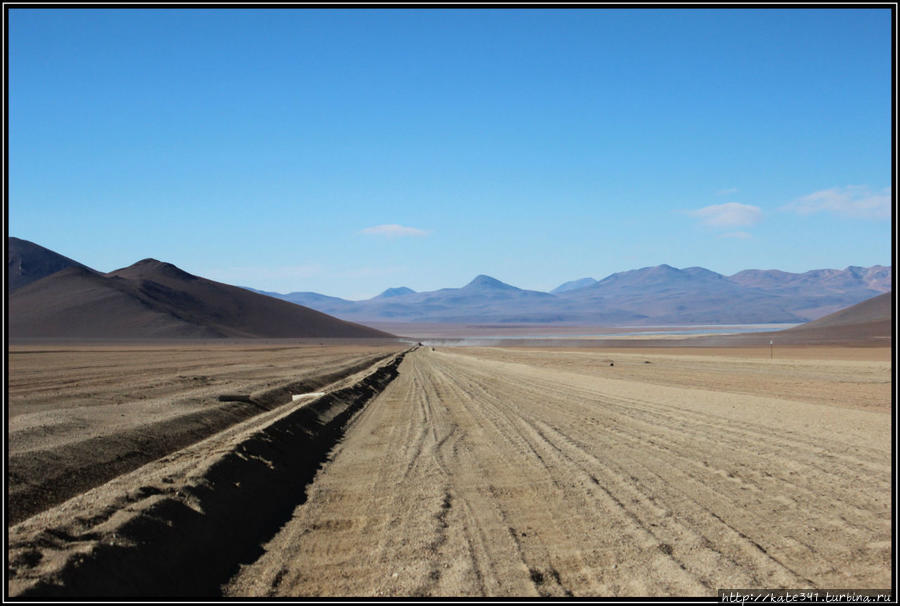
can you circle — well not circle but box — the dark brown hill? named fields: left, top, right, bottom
left=689, top=291, right=893, bottom=347
left=9, top=258, right=394, bottom=340
left=8, top=237, right=89, bottom=292
left=777, top=291, right=892, bottom=343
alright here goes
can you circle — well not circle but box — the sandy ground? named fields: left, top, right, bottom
left=7, top=344, right=891, bottom=597
left=7, top=350, right=409, bottom=597
left=364, top=322, right=797, bottom=338
left=447, top=346, right=892, bottom=412
left=225, top=346, right=891, bottom=597
left=7, top=341, right=404, bottom=525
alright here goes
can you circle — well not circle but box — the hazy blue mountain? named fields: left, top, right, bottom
left=244, top=275, right=582, bottom=323
left=725, top=265, right=890, bottom=319
left=242, top=264, right=891, bottom=325
left=242, top=286, right=355, bottom=312
left=728, top=265, right=891, bottom=295
left=556, top=264, right=804, bottom=323
left=357, top=275, right=569, bottom=323
left=373, top=287, right=416, bottom=299
left=551, top=277, right=597, bottom=293
left=277, top=291, right=353, bottom=308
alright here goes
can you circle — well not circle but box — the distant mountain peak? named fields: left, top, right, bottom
left=375, top=286, right=415, bottom=299
left=609, top=264, right=679, bottom=279
left=113, top=258, right=198, bottom=281
left=131, top=258, right=180, bottom=271
left=649, top=263, right=679, bottom=272
left=682, top=266, right=725, bottom=279
left=728, top=264, right=892, bottom=295
left=464, top=274, right=517, bottom=290
left=8, top=237, right=92, bottom=292
left=552, top=277, right=597, bottom=294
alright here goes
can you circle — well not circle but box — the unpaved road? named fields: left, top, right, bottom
left=226, top=347, right=891, bottom=597
left=7, top=345, right=891, bottom=598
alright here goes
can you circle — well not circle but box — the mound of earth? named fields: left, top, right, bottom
left=8, top=237, right=89, bottom=292
left=778, top=291, right=892, bottom=342
left=9, top=257, right=393, bottom=339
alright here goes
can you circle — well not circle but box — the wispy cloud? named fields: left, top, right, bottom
left=719, top=231, right=752, bottom=239
left=687, top=202, right=763, bottom=227
left=716, top=187, right=739, bottom=196
left=360, top=224, right=430, bottom=237
left=783, top=186, right=891, bottom=220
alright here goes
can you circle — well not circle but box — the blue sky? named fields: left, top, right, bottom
left=9, top=8, right=892, bottom=299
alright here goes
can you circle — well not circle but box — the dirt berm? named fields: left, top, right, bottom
left=7, top=348, right=410, bottom=598
left=8, top=350, right=397, bottom=526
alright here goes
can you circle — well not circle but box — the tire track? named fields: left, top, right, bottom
left=223, top=348, right=891, bottom=597
left=441, top=352, right=888, bottom=589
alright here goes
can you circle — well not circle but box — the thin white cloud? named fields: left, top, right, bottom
left=360, top=224, right=430, bottom=237
left=719, top=231, right=752, bottom=239
left=687, top=202, right=763, bottom=228
left=716, top=187, right=739, bottom=196
left=783, top=186, right=891, bottom=220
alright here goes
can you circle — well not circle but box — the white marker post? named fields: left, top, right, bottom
left=770, top=339, right=773, bottom=360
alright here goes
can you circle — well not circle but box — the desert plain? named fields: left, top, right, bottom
left=5, top=337, right=892, bottom=597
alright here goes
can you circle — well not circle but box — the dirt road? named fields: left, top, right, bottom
left=225, top=347, right=891, bottom=597
left=8, top=346, right=890, bottom=597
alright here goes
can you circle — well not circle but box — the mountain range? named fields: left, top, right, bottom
left=246, top=263, right=891, bottom=325
left=8, top=237, right=892, bottom=331
left=8, top=238, right=392, bottom=339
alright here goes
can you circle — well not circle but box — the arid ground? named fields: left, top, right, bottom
left=7, top=340, right=403, bottom=525
left=6, top=342, right=891, bottom=597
